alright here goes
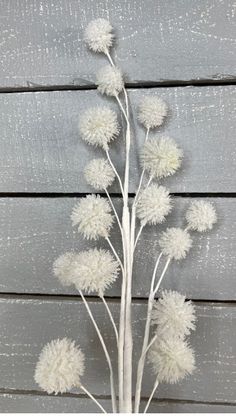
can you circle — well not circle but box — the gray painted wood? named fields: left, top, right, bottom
left=0, top=393, right=235, bottom=413
left=0, top=298, right=235, bottom=403
left=0, top=197, right=233, bottom=300
left=0, top=0, right=235, bottom=88
left=0, top=86, right=235, bottom=193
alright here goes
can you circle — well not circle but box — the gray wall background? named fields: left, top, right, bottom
left=0, top=0, right=235, bottom=413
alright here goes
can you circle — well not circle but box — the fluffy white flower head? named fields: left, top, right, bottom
left=84, top=19, right=114, bottom=53
left=53, top=252, right=76, bottom=287
left=136, top=184, right=172, bottom=226
left=159, top=227, right=192, bottom=260
left=71, top=195, right=113, bottom=240
left=69, top=248, right=119, bottom=296
left=186, top=200, right=217, bottom=232
left=149, top=337, right=195, bottom=384
left=97, top=66, right=124, bottom=96
left=138, top=96, right=168, bottom=129
left=79, top=107, right=119, bottom=150
left=152, top=290, right=196, bottom=339
left=35, top=338, right=85, bottom=394
left=84, top=158, right=115, bottom=190
left=141, top=136, right=183, bottom=179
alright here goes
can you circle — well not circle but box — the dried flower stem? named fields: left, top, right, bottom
left=106, top=237, right=124, bottom=273
left=80, top=385, right=108, bottom=413
left=106, top=150, right=124, bottom=198
left=143, top=378, right=159, bottom=413
left=79, top=291, right=117, bottom=413
left=101, top=295, right=119, bottom=345
left=105, top=188, right=123, bottom=236
left=134, top=252, right=163, bottom=413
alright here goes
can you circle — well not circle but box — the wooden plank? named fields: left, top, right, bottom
left=0, top=298, right=235, bottom=404
left=0, top=197, right=234, bottom=300
left=0, top=0, right=235, bottom=88
left=0, top=393, right=235, bottom=413
left=0, top=86, right=235, bottom=193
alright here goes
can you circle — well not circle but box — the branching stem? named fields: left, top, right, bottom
left=79, top=291, right=117, bottom=413
left=101, top=295, right=119, bottom=345
left=106, top=150, right=124, bottom=198
left=80, top=385, right=107, bottom=413
left=143, top=378, right=159, bottom=413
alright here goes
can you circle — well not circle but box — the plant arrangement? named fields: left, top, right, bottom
left=34, top=19, right=217, bottom=413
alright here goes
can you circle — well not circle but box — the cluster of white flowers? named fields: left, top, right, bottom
left=84, top=18, right=114, bottom=53
left=149, top=337, right=195, bottom=384
left=141, top=136, right=183, bottom=179
left=79, top=107, right=119, bottom=150
left=54, top=248, right=119, bottom=296
left=97, top=66, right=124, bottom=97
left=159, top=227, right=192, bottom=260
left=186, top=200, right=217, bottom=232
left=149, top=290, right=196, bottom=384
left=35, top=338, right=85, bottom=394
left=84, top=158, right=115, bottom=190
left=138, top=96, right=168, bottom=129
left=71, top=195, right=113, bottom=240
left=136, top=184, right=172, bottom=226
left=152, top=290, right=196, bottom=339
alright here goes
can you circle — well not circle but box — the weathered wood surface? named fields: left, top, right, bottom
left=0, top=298, right=235, bottom=404
left=0, top=0, right=235, bottom=88
left=0, top=393, right=235, bottom=413
left=0, top=197, right=233, bottom=300
left=0, top=86, right=236, bottom=193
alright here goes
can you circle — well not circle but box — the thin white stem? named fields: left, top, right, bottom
left=101, top=295, right=119, bottom=345
left=146, top=175, right=153, bottom=189
left=123, top=88, right=129, bottom=118
left=118, top=265, right=126, bottom=411
left=105, top=50, right=115, bottom=67
left=143, top=378, right=159, bottom=413
left=134, top=223, right=145, bottom=250
left=79, top=291, right=117, bottom=413
left=106, top=237, right=124, bottom=274
left=143, top=334, right=157, bottom=357
left=80, top=385, right=107, bottom=413
left=134, top=252, right=162, bottom=413
left=105, top=188, right=123, bottom=236
left=106, top=150, right=124, bottom=198
left=116, top=95, right=129, bottom=124
left=153, top=257, right=171, bottom=294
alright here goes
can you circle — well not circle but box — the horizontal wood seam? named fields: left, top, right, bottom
left=1, top=78, right=236, bottom=94
left=0, top=388, right=235, bottom=407
left=0, top=192, right=236, bottom=198
left=0, top=292, right=235, bottom=305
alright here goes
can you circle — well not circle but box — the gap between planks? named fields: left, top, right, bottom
left=0, top=292, right=236, bottom=305
left=0, top=78, right=236, bottom=94
left=0, top=388, right=235, bottom=408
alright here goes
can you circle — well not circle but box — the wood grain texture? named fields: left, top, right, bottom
left=0, top=86, right=236, bottom=193
left=0, top=0, right=235, bottom=88
left=0, top=298, right=235, bottom=404
left=0, top=197, right=233, bottom=300
left=0, top=393, right=235, bottom=413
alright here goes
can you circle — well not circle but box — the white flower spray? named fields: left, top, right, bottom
left=34, top=19, right=218, bottom=413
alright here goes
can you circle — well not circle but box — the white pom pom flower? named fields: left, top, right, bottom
left=149, top=337, right=195, bottom=384
left=71, top=195, right=113, bottom=240
left=138, top=96, right=168, bottom=129
left=35, top=338, right=85, bottom=394
left=136, top=184, right=172, bottom=226
left=152, top=290, right=196, bottom=339
left=141, top=136, right=183, bottom=179
left=84, top=19, right=114, bottom=53
left=159, top=228, right=192, bottom=260
left=84, top=158, right=115, bottom=190
left=79, top=107, right=119, bottom=150
left=186, top=200, right=217, bottom=232
left=53, top=252, right=76, bottom=287
left=97, top=66, right=124, bottom=96
left=69, top=248, right=119, bottom=296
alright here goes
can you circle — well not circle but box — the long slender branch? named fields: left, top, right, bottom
left=106, top=150, right=124, bottom=198
left=80, top=385, right=107, bottom=413
left=134, top=223, right=145, bottom=250
left=143, top=378, right=159, bottom=413
left=79, top=291, right=117, bottom=413
left=105, top=188, right=123, bottom=236
left=101, top=295, right=119, bottom=345
left=134, top=252, right=162, bottom=413
left=106, top=237, right=124, bottom=273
